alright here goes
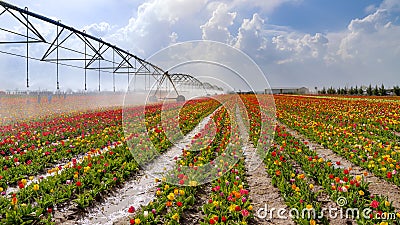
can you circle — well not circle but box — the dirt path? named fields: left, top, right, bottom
left=236, top=108, right=295, bottom=225
left=57, top=114, right=214, bottom=225
left=280, top=122, right=400, bottom=210
left=179, top=187, right=210, bottom=225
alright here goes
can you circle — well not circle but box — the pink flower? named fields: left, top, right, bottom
left=241, top=209, right=249, bottom=217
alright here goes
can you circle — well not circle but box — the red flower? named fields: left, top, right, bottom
left=343, top=169, right=349, bottom=174
left=130, top=219, right=135, bottom=224
left=177, top=202, right=183, bottom=207
left=221, top=216, right=226, bottom=222
left=128, top=206, right=135, bottom=213
left=209, top=218, right=216, bottom=224
left=329, top=174, right=334, bottom=179
left=18, top=182, right=24, bottom=189
left=387, top=172, right=392, bottom=179
left=242, top=209, right=250, bottom=217
left=370, top=200, right=379, bottom=209
left=47, top=208, right=53, bottom=213
left=235, top=205, right=241, bottom=211
left=76, top=181, right=82, bottom=187
left=336, top=161, right=341, bottom=165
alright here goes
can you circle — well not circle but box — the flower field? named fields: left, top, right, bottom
left=0, top=94, right=399, bottom=225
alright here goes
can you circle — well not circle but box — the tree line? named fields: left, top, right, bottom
left=318, top=84, right=400, bottom=96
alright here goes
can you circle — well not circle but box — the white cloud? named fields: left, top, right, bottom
left=200, top=3, right=237, bottom=44
left=234, top=13, right=267, bottom=55
left=230, top=0, right=301, bottom=13
left=84, top=22, right=112, bottom=37
left=110, top=0, right=208, bottom=56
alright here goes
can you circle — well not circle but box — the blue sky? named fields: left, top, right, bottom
left=268, top=0, right=382, bottom=32
left=0, top=0, right=399, bottom=91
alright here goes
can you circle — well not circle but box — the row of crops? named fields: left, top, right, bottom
left=0, top=94, right=399, bottom=224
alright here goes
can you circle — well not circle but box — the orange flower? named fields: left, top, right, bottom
left=11, top=197, right=18, bottom=206
left=166, top=201, right=172, bottom=207
left=275, top=170, right=281, bottom=176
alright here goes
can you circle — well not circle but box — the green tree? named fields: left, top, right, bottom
left=373, top=85, right=379, bottom=96
left=379, top=84, right=386, bottom=96
left=393, top=86, right=400, bottom=96
left=367, top=84, right=373, bottom=96
left=320, top=87, right=326, bottom=94
left=358, top=86, right=364, bottom=95
left=327, top=87, right=336, bottom=94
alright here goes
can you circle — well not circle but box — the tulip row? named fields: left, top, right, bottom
left=274, top=95, right=400, bottom=186
left=0, top=124, right=122, bottom=187
left=201, top=100, right=254, bottom=225
left=273, top=125, right=397, bottom=224
left=127, top=104, right=231, bottom=224
left=0, top=94, right=126, bottom=125
left=0, top=98, right=220, bottom=224
left=240, top=94, right=399, bottom=224
left=0, top=108, right=123, bottom=154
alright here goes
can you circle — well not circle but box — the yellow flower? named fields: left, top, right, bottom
left=359, top=190, right=364, bottom=196
left=33, top=184, right=39, bottom=191
left=84, top=166, right=90, bottom=173
left=310, top=219, right=316, bottom=225
left=174, top=188, right=179, bottom=195
left=21, top=179, right=27, bottom=185
left=171, top=213, right=179, bottom=221
left=167, top=193, right=175, bottom=201
left=385, top=201, right=390, bottom=207
left=306, top=205, right=313, bottom=210
left=248, top=205, right=253, bottom=211
left=297, top=174, right=305, bottom=179
left=0, top=187, right=3, bottom=192
left=164, top=184, right=169, bottom=190
left=156, top=190, right=161, bottom=196
left=379, top=222, right=388, bottom=225
left=355, top=175, right=362, bottom=181
left=179, top=190, right=185, bottom=196
left=229, top=204, right=237, bottom=212
left=74, top=174, right=79, bottom=179
left=134, top=218, right=141, bottom=224
left=295, top=187, right=300, bottom=192
left=29, top=176, right=34, bottom=181
left=189, top=181, right=197, bottom=186
left=309, top=184, right=314, bottom=190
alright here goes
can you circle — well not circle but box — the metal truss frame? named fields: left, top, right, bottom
left=0, top=1, right=222, bottom=97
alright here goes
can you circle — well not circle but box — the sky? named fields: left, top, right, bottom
left=0, top=0, right=399, bottom=92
